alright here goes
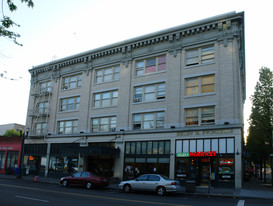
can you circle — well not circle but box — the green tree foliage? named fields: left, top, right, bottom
left=246, top=67, right=273, bottom=178
left=1, top=0, right=34, bottom=46
left=3, top=129, right=20, bottom=137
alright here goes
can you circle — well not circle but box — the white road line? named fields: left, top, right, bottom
left=15, top=195, right=49, bottom=203
left=237, top=200, right=245, bottom=206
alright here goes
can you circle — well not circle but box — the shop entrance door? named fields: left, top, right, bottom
left=198, top=158, right=211, bottom=186
left=85, top=155, right=114, bottom=177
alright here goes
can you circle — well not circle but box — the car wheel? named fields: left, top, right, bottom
left=156, top=186, right=166, bottom=196
left=62, top=180, right=68, bottom=187
left=123, top=184, right=131, bottom=193
left=86, top=182, right=92, bottom=189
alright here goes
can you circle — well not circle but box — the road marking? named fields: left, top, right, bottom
left=0, top=183, right=189, bottom=206
left=237, top=200, right=245, bottom=206
left=15, top=195, right=49, bottom=203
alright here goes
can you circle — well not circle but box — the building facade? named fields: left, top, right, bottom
left=25, top=12, right=245, bottom=188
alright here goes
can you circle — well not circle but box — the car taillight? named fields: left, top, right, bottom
left=171, top=182, right=177, bottom=185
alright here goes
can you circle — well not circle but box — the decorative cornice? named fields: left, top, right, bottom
left=29, top=12, right=244, bottom=76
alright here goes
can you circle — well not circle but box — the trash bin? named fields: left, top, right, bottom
left=185, top=180, right=196, bottom=193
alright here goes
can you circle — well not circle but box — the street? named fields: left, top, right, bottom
left=0, top=179, right=271, bottom=206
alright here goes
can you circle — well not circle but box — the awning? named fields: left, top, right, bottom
left=50, top=143, right=120, bottom=157
left=24, top=144, right=47, bottom=156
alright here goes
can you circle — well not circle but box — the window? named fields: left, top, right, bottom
left=96, top=66, right=120, bottom=83
left=60, top=96, right=80, bottom=112
left=134, top=83, right=165, bottom=102
left=201, top=107, right=215, bottom=125
left=58, top=120, right=78, bottom=134
left=37, top=102, right=49, bottom=114
left=185, top=106, right=215, bottom=126
left=93, top=90, right=118, bottom=107
left=136, top=55, right=166, bottom=76
left=40, top=81, right=51, bottom=93
left=91, top=116, right=116, bottom=132
left=185, top=108, right=198, bottom=125
left=62, top=74, right=82, bottom=90
left=185, top=45, right=214, bottom=66
left=125, top=140, right=170, bottom=155
left=35, top=123, right=47, bottom=135
left=186, top=75, right=215, bottom=96
left=133, top=112, right=164, bottom=130
left=0, top=151, right=5, bottom=169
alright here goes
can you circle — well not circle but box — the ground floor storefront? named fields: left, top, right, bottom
left=23, top=142, right=119, bottom=178
left=175, top=137, right=236, bottom=187
left=0, top=137, right=22, bottom=175
left=22, top=127, right=243, bottom=188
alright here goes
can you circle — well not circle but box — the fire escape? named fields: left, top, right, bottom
left=29, top=81, right=52, bottom=138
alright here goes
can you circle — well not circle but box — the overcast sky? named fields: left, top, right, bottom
left=0, top=0, right=272, bottom=138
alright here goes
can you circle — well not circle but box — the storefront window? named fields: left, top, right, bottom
left=49, top=156, right=78, bottom=174
left=6, top=151, right=19, bottom=169
left=124, top=141, right=170, bottom=180
left=219, top=157, right=234, bottom=182
left=0, top=151, right=5, bottom=169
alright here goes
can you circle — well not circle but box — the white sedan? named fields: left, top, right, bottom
left=119, top=174, right=181, bottom=196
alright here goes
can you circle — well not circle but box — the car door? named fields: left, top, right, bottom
left=70, top=172, right=82, bottom=185
left=131, top=174, right=149, bottom=191
left=80, top=172, right=90, bottom=186
left=146, top=175, right=161, bottom=191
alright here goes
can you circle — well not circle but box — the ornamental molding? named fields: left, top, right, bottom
left=29, top=12, right=244, bottom=77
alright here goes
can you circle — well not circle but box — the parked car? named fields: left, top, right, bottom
left=60, top=171, right=109, bottom=189
left=119, top=174, right=181, bottom=196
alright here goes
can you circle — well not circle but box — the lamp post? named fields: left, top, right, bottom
left=16, top=131, right=27, bottom=179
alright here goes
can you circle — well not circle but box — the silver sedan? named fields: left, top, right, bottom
left=119, top=174, right=181, bottom=196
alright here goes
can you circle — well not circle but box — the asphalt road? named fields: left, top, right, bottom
left=0, top=179, right=272, bottom=206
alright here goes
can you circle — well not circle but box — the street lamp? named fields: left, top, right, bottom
left=16, top=131, right=28, bottom=179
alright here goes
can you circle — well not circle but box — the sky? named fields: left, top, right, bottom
left=0, top=0, right=272, bottom=139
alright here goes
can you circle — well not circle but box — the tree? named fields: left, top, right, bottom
left=3, top=129, right=20, bottom=137
left=246, top=67, right=273, bottom=181
left=1, top=0, right=34, bottom=46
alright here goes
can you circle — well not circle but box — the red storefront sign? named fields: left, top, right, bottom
left=189, top=151, right=216, bottom=157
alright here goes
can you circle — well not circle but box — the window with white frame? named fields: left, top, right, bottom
left=40, top=81, right=51, bottom=93
left=185, top=45, right=215, bottom=66
left=185, top=106, right=215, bottom=126
left=136, top=55, right=166, bottom=76
left=60, top=96, right=80, bottom=112
left=91, top=116, right=116, bottom=132
left=95, top=66, right=120, bottom=83
left=134, top=83, right=165, bottom=102
left=186, top=75, right=215, bottom=96
left=35, top=123, right=47, bottom=135
left=93, top=90, right=118, bottom=107
left=58, top=120, right=78, bottom=134
left=37, top=102, right=49, bottom=115
left=62, top=74, right=82, bottom=90
left=133, top=111, right=164, bottom=130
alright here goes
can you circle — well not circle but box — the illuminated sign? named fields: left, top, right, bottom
left=176, top=151, right=217, bottom=157
left=190, top=151, right=216, bottom=157
left=219, top=159, right=234, bottom=165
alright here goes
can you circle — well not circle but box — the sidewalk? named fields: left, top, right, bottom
left=1, top=174, right=273, bottom=199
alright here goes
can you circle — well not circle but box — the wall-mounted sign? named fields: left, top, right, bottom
left=190, top=151, right=216, bottom=157
left=176, top=151, right=217, bottom=157
left=0, top=147, right=13, bottom=150
left=176, top=152, right=189, bottom=157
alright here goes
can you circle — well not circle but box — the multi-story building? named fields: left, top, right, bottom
left=25, top=11, right=245, bottom=188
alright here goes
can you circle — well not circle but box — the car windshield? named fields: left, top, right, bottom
left=160, top=175, right=171, bottom=180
